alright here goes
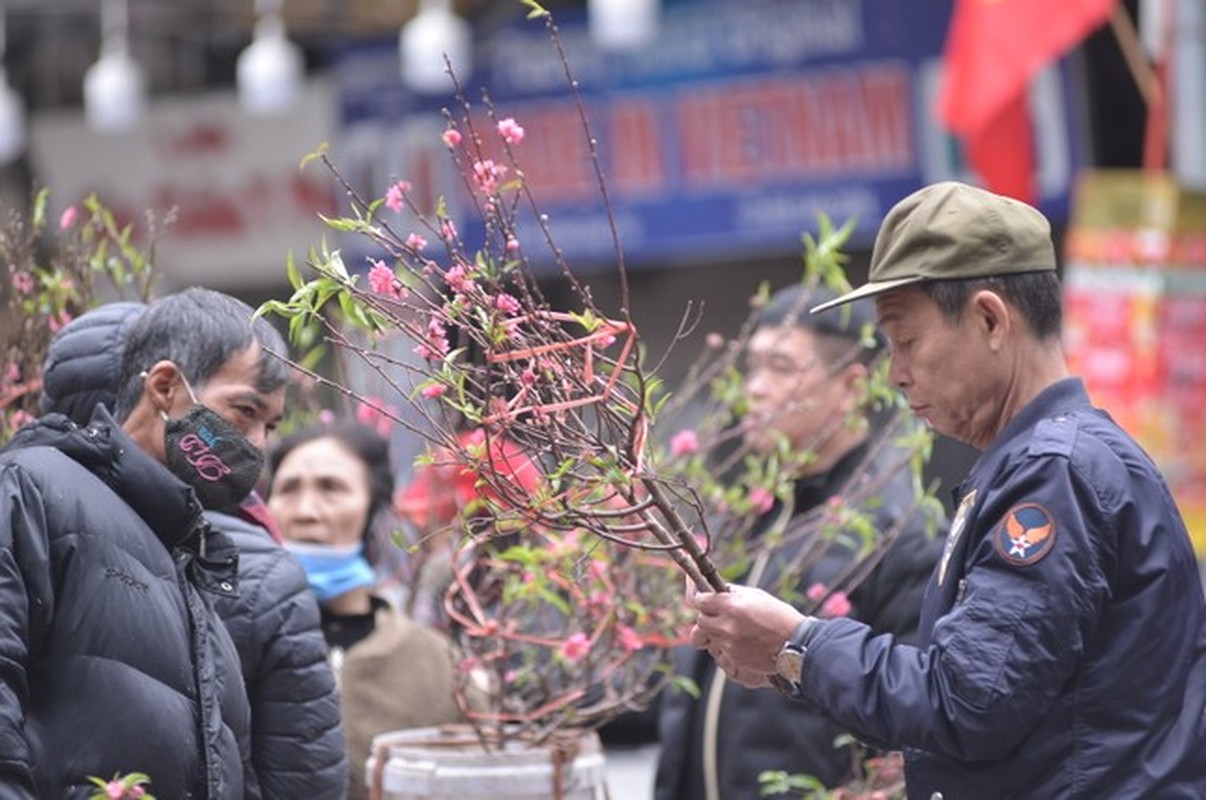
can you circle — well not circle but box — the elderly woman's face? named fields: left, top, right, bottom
left=268, top=436, right=372, bottom=548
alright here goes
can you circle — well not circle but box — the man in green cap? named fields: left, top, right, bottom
left=688, top=181, right=1206, bottom=798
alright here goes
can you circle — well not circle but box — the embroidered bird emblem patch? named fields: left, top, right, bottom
left=993, top=503, right=1056, bottom=566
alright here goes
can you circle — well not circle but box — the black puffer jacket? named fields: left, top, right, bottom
left=0, top=410, right=253, bottom=799
left=655, top=441, right=944, bottom=800
left=207, top=510, right=347, bottom=798
left=39, top=300, right=146, bottom=421
left=38, top=301, right=348, bottom=799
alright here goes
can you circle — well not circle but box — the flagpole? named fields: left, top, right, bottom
left=1108, top=1, right=1169, bottom=171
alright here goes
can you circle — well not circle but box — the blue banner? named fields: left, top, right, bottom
left=334, top=0, right=1088, bottom=273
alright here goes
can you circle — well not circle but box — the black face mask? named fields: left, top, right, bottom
left=162, top=391, right=264, bottom=512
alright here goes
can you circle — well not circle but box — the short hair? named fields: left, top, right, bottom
left=757, top=284, right=884, bottom=369
left=918, top=271, right=1063, bottom=341
left=113, top=287, right=289, bottom=421
left=267, top=422, right=396, bottom=545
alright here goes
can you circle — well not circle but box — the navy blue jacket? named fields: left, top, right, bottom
left=793, top=379, right=1206, bottom=798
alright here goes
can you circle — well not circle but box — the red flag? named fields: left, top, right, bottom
left=940, top=0, right=1115, bottom=202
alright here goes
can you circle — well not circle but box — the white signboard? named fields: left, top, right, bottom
left=30, top=80, right=336, bottom=292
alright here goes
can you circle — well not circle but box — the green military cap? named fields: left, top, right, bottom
left=811, top=181, right=1056, bottom=314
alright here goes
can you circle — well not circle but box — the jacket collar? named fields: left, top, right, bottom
left=973, top=378, right=1089, bottom=471
left=954, top=377, right=1090, bottom=503
left=11, top=408, right=238, bottom=580
left=788, top=439, right=870, bottom=515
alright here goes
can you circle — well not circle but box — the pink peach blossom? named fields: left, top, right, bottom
left=11, top=271, right=34, bottom=295
left=442, top=128, right=463, bottom=148
left=59, top=206, right=78, bottom=230
left=617, top=625, right=642, bottom=654
left=405, top=232, right=428, bottom=251
left=445, top=263, right=476, bottom=294
left=497, top=117, right=525, bottom=144
left=821, top=591, right=852, bottom=618
left=421, top=383, right=446, bottom=399
left=669, top=429, right=699, bottom=457
left=47, top=309, right=72, bottom=333
left=355, top=398, right=396, bottom=433
left=8, top=410, right=34, bottom=432
left=367, top=260, right=401, bottom=297
left=493, top=293, right=521, bottom=315
left=414, top=318, right=450, bottom=361
left=472, top=159, right=507, bottom=194
left=385, top=180, right=411, bottom=212
left=749, top=487, right=774, bottom=515
left=806, top=582, right=828, bottom=602
left=561, top=632, right=590, bottom=662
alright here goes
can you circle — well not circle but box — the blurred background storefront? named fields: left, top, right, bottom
left=0, top=0, right=1203, bottom=550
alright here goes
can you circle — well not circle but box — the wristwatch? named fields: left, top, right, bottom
left=769, top=616, right=816, bottom=696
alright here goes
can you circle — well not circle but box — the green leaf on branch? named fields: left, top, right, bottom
left=299, top=141, right=329, bottom=171
left=317, top=213, right=367, bottom=234
left=519, top=0, right=549, bottom=19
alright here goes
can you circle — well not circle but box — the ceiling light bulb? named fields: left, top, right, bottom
left=0, top=70, right=25, bottom=164
left=83, top=48, right=146, bottom=132
left=399, top=0, right=472, bottom=95
left=588, top=0, right=659, bottom=51
left=237, top=16, right=303, bottom=115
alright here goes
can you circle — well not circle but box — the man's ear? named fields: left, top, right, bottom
left=970, top=290, right=1011, bottom=350
left=141, top=360, right=182, bottom=416
left=837, top=361, right=870, bottom=411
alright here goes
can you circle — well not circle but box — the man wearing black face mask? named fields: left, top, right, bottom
left=0, top=288, right=293, bottom=798
left=39, top=299, right=347, bottom=799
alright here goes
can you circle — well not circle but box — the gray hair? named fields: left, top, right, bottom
left=919, top=271, right=1063, bottom=341
left=113, top=287, right=288, bottom=420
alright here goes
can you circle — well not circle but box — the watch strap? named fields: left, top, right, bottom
left=769, top=615, right=817, bottom=696
left=788, top=615, right=816, bottom=650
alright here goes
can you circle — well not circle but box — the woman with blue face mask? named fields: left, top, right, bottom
left=267, top=422, right=466, bottom=800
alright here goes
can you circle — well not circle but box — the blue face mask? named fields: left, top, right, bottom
left=284, top=541, right=375, bottom=603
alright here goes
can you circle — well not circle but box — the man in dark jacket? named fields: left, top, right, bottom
left=39, top=299, right=348, bottom=799
left=655, top=285, right=942, bottom=800
left=693, top=183, right=1206, bottom=798
left=0, top=288, right=282, bottom=797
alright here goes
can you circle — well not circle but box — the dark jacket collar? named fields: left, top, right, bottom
left=970, top=377, right=1090, bottom=479
left=951, top=377, right=1091, bottom=507
left=748, top=440, right=871, bottom=543
left=10, top=407, right=208, bottom=552
left=790, top=439, right=870, bottom=512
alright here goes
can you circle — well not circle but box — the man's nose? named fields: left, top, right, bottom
left=245, top=424, right=270, bottom=453
left=887, top=356, right=909, bottom=389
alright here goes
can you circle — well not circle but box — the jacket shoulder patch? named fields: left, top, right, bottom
left=992, top=503, right=1056, bottom=567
